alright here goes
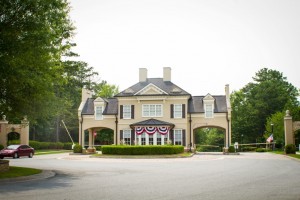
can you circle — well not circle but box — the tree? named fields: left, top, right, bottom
left=231, top=68, right=299, bottom=144
left=93, top=81, right=119, bottom=98
left=0, top=0, right=74, bottom=123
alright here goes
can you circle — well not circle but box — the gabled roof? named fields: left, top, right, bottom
left=188, top=95, right=228, bottom=113
left=81, top=98, right=118, bottom=115
left=115, top=78, right=190, bottom=97
left=130, top=118, right=175, bottom=127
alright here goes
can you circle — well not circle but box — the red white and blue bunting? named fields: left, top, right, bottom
left=135, top=126, right=170, bottom=135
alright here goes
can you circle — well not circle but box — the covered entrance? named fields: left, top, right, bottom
left=129, top=119, right=174, bottom=145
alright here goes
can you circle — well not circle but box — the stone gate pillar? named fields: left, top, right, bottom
left=284, top=110, right=294, bottom=145
left=0, top=115, right=9, bottom=147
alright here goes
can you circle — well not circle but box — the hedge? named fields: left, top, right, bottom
left=29, top=141, right=73, bottom=150
left=102, top=145, right=184, bottom=155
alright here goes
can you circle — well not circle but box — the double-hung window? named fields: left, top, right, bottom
left=174, top=104, right=182, bottom=118
left=123, top=130, right=131, bottom=145
left=123, top=105, right=131, bottom=119
left=205, top=104, right=213, bottom=118
left=142, top=104, right=162, bottom=117
left=174, top=129, right=182, bottom=145
left=95, top=106, right=103, bottom=120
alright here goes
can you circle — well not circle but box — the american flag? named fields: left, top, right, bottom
left=266, top=134, right=273, bottom=143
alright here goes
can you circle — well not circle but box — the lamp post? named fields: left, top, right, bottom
left=271, top=123, right=274, bottom=150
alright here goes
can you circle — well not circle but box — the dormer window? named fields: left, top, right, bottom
left=205, top=104, right=213, bottom=118
left=203, top=94, right=215, bottom=118
left=95, top=106, right=103, bottom=120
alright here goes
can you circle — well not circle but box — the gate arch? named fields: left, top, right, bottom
left=0, top=115, right=29, bottom=147
left=193, top=125, right=226, bottom=152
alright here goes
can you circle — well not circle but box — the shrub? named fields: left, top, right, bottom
left=285, top=144, right=296, bottom=154
left=63, top=142, right=73, bottom=150
left=102, top=145, right=184, bottom=155
left=256, top=148, right=267, bottom=152
left=29, top=141, right=41, bottom=150
left=228, top=146, right=235, bottom=153
left=241, top=146, right=257, bottom=152
left=73, top=144, right=83, bottom=153
left=95, top=146, right=102, bottom=151
left=0, top=144, right=4, bottom=150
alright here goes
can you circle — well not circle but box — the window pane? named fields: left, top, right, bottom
left=174, top=130, right=182, bottom=145
left=143, top=105, right=149, bottom=117
left=174, top=104, right=182, bottom=118
left=205, top=104, right=213, bottom=118
left=95, top=106, right=103, bottom=120
left=123, top=105, right=131, bottom=119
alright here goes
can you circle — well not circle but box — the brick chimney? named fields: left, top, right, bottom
left=163, top=67, right=171, bottom=82
left=139, top=68, right=147, bottom=82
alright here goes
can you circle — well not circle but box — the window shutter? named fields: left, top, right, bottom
left=131, top=130, right=135, bottom=145
left=131, top=105, right=134, bottom=119
left=182, top=130, right=186, bottom=146
left=182, top=104, right=186, bottom=118
left=120, top=130, right=123, bottom=140
left=170, top=104, right=174, bottom=118
left=120, top=105, right=123, bottom=119
left=170, top=129, right=174, bottom=144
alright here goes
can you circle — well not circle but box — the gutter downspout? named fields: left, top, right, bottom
left=189, top=113, right=192, bottom=152
left=80, top=114, right=83, bottom=146
left=115, top=115, right=118, bottom=145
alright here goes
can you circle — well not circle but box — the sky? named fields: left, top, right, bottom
left=68, top=0, right=300, bottom=96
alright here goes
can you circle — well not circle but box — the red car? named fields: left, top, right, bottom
left=0, top=144, right=35, bottom=159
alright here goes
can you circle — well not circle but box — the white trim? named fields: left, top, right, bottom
left=134, top=83, right=168, bottom=95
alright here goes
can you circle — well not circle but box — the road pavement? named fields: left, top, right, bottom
left=0, top=153, right=299, bottom=200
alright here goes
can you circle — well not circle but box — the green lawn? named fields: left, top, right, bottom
left=0, top=166, right=42, bottom=179
left=270, top=150, right=300, bottom=160
left=35, top=149, right=72, bottom=155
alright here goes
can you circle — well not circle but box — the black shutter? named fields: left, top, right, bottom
left=131, top=105, right=134, bottom=119
left=170, top=104, right=174, bottom=118
left=120, top=105, right=123, bottom=119
left=170, top=129, right=174, bottom=144
left=120, top=130, right=123, bottom=140
left=131, top=130, right=135, bottom=145
left=182, top=130, right=186, bottom=146
left=182, top=104, right=186, bottom=118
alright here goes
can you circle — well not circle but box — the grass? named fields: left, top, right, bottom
left=35, top=149, right=72, bottom=155
left=0, top=166, right=42, bottom=179
left=92, top=152, right=193, bottom=158
left=270, top=150, right=300, bottom=160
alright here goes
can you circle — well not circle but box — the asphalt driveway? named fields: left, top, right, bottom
left=0, top=153, right=299, bottom=200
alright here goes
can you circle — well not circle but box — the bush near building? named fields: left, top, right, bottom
left=285, top=144, right=296, bottom=154
left=102, top=145, right=184, bottom=155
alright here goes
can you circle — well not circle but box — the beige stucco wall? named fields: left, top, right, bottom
left=0, top=119, right=29, bottom=147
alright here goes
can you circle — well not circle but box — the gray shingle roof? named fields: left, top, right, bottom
left=81, top=98, right=118, bottom=115
left=115, top=78, right=190, bottom=97
left=188, top=96, right=228, bottom=113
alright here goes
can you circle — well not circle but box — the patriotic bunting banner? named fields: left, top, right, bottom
left=135, top=126, right=170, bottom=135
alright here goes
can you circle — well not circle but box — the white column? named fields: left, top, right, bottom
left=138, top=135, right=141, bottom=145
left=153, top=132, right=157, bottom=145
left=146, top=134, right=149, bottom=145
left=161, top=134, right=165, bottom=145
